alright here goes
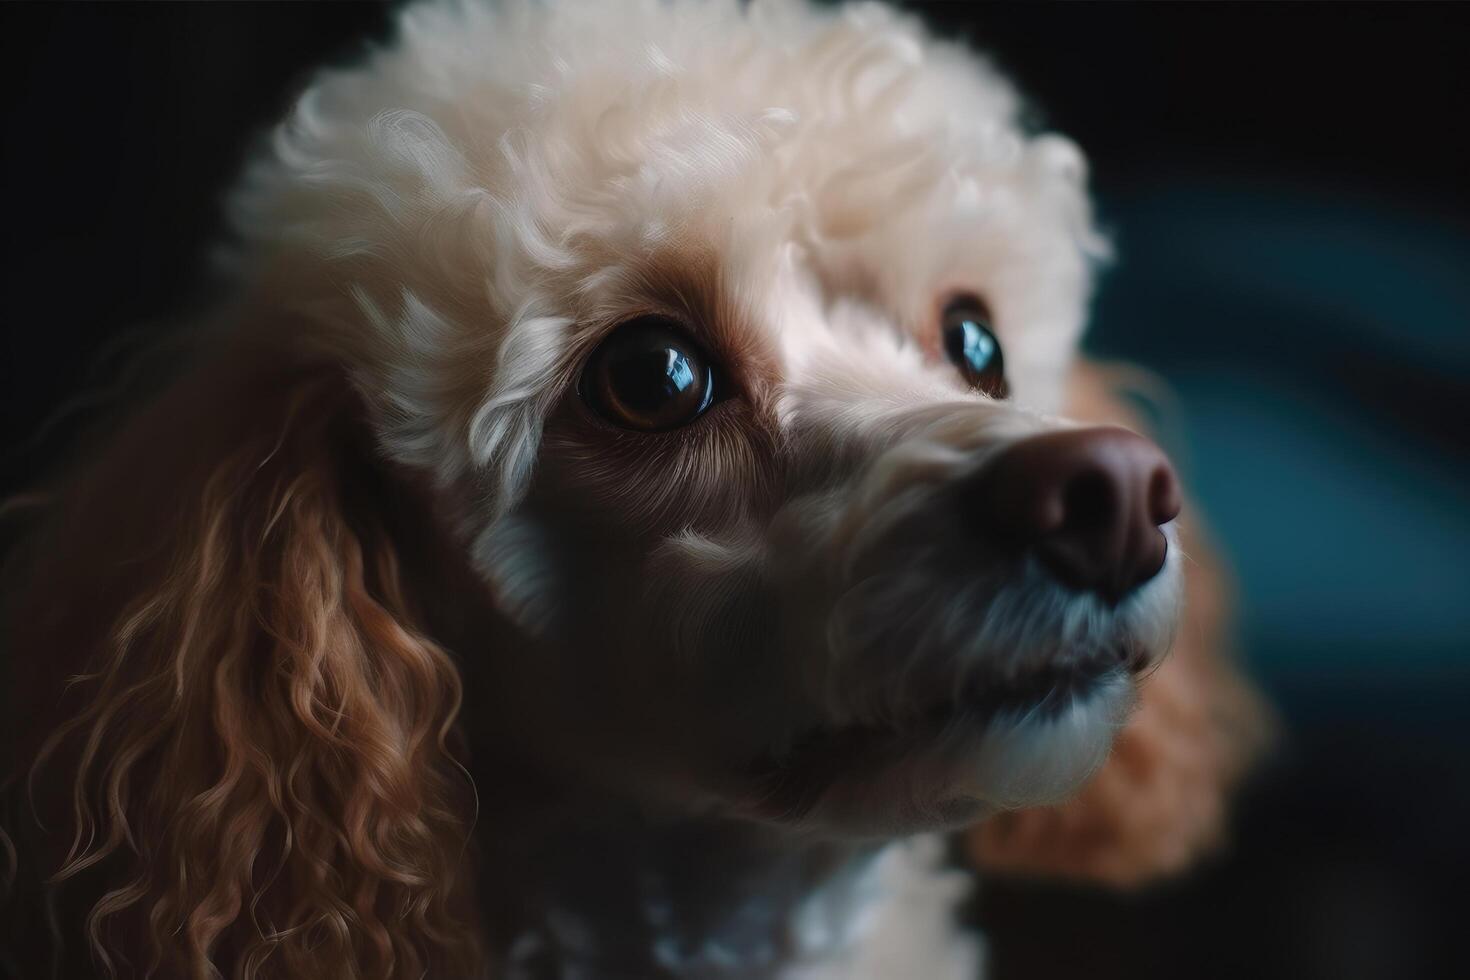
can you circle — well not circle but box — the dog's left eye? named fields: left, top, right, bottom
left=582, top=316, right=717, bottom=431
left=941, top=296, right=1007, bottom=398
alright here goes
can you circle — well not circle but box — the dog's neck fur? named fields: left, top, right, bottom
left=476, top=785, right=982, bottom=979
left=484, top=799, right=869, bottom=977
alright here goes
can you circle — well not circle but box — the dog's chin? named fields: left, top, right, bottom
left=742, top=661, right=1137, bottom=839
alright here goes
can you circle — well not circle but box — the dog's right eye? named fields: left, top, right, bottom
left=581, top=316, right=718, bottom=431
left=941, top=295, right=1007, bottom=398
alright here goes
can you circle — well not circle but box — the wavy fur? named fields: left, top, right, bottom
left=6, top=354, right=479, bottom=978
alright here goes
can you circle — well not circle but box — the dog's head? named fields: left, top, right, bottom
left=10, top=3, right=1269, bottom=975
left=225, top=0, right=1188, bottom=837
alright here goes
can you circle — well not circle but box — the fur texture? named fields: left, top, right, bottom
left=1, top=2, right=1265, bottom=977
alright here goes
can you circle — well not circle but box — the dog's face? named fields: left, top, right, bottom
left=236, top=0, right=1183, bottom=836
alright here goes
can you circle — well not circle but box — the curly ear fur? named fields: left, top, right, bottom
left=965, top=362, right=1273, bottom=887
left=2, top=348, right=480, bottom=978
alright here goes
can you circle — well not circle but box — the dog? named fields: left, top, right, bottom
left=0, top=1, right=1267, bottom=977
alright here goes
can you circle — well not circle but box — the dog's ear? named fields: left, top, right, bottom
left=964, top=362, right=1273, bottom=887
left=6, top=348, right=480, bottom=977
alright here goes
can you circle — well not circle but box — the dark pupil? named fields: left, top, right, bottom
left=591, top=319, right=714, bottom=430
left=942, top=308, right=1005, bottom=395
left=611, top=345, right=698, bottom=413
left=949, top=318, right=997, bottom=375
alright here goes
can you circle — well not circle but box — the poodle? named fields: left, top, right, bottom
left=0, top=1, right=1267, bottom=977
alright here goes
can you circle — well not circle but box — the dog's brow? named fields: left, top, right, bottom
left=622, top=245, right=783, bottom=398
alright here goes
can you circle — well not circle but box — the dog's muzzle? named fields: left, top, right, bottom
left=773, top=419, right=1185, bottom=758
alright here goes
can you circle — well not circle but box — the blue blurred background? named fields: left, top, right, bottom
left=2, top=3, right=1466, bottom=979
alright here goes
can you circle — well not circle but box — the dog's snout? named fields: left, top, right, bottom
left=967, top=426, right=1181, bottom=602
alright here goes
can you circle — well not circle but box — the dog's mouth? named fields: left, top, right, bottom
left=742, top=644, right=1140, bottom=824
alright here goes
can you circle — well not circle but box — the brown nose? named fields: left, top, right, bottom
left=967, top=426, right=1181, bottom=602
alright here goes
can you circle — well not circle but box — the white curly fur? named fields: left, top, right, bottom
left=227, top=0, right=1102, bottom=500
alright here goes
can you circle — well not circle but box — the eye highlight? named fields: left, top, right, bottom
left=941, top=295, right=1007, bottom=398
left=582, top=315, right=718, bottom=431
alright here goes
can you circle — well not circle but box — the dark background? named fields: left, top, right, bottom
left=2, top=3, right=1466, bottom=979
